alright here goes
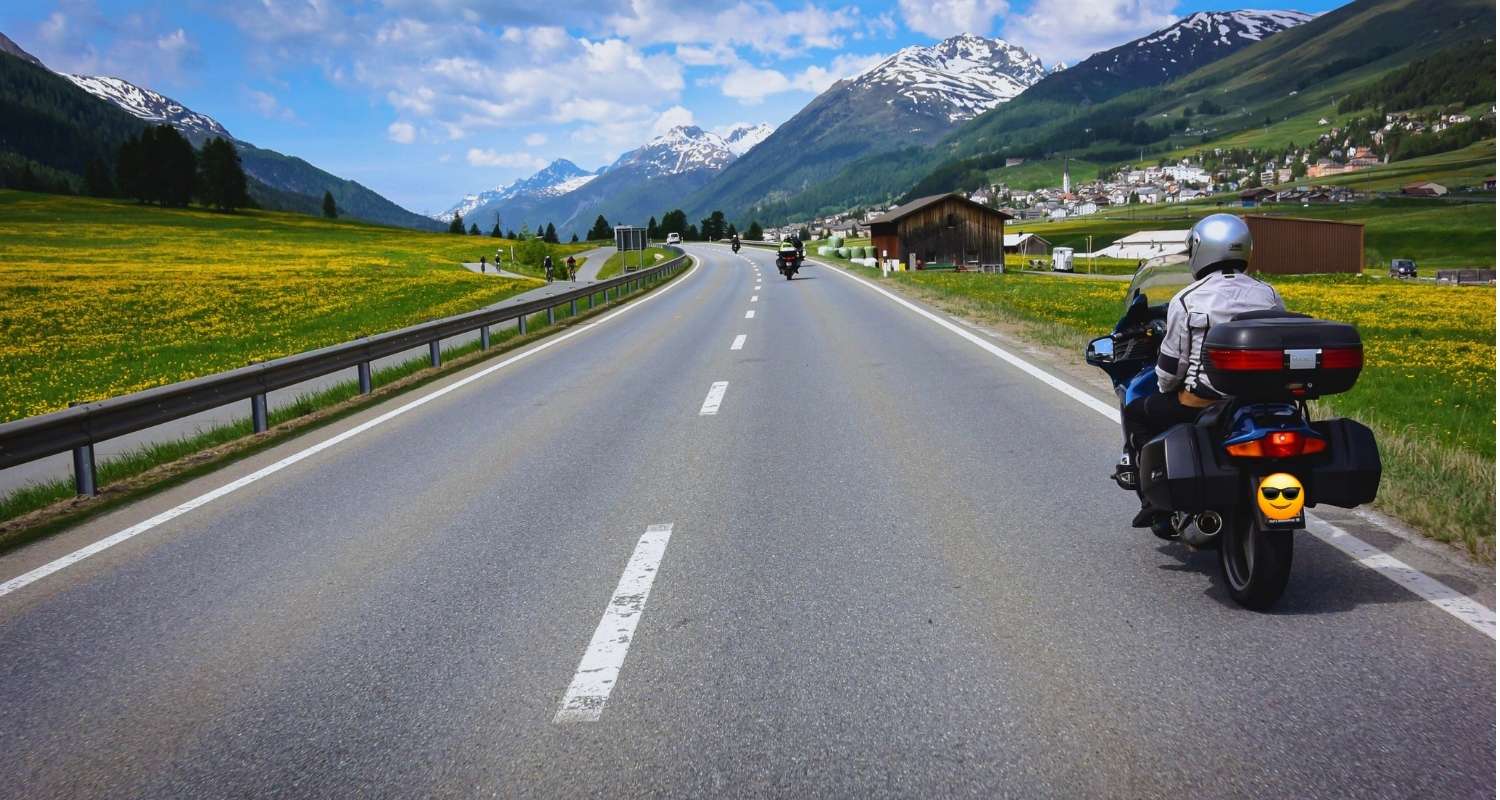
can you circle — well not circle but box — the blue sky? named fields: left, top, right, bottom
left=3, top=0, right=1344, bottom=214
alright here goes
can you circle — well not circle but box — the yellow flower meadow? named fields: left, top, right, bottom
left=0, top=191, right=588, bottom=423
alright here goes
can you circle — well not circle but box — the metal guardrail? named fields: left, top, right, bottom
left=0, top=249, right=691, bottom=495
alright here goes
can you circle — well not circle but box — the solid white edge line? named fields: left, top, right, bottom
left=0, top=257, right=703, bottom=602
left=555, top=523, right=675, bottom=723
left=812, top=259, right=1496, bottom=640
left=731, top=334, right=747, bottom=351
left=699, top=381, right=729, bottom=416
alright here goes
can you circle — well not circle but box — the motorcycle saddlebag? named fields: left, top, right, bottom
left=1303, top=418, right=1381, bottom=508
left=1203, top=316, right=1362, bottom=401
left=1138, top=423, right=1241, bottom=513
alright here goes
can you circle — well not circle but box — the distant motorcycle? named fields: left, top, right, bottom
left=732, top=241, right=741, bottom=253
left=1086, top=258, right=1381, bottom=609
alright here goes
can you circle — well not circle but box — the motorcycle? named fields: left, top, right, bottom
left=776, top=250, right=801, bottom=279
left=1085, top=258, right=1381, bottom=609
left=731, top=240, right=741, bottom=254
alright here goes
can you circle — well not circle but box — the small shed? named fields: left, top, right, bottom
left=1240, top=187, right=1276, bottom=207
left=1243, top=215, right=1363, bottom=275
left=1401, top=181, right=1448, bottom=197
left=869, top=193, right=1011, bottom=267
left=1004, top=232, right=1051, bottom=256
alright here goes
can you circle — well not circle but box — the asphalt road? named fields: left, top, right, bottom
left=0, top=244, right=1492, bottom=798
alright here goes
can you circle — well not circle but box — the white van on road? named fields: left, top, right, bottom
left=665, top=233, right=681, bottom=245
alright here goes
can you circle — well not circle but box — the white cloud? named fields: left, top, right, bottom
left=897, top=0, right=1009, bottom=39
left=524, top=132, right=548, bottom=146
left=719, top=52, right=884, bottom=103
left=247, top=88, right=299, bottom=121
left=1003, top=0, right=1177, bottom=63
left=467, top=148, right=548, bottom=169
left=25, top=1, right=201, bottom=86
left=651, top=105, right=696, bottom=137
left=602, top=0, right=863, bottom=54
left=388, top=121, right=417, bottom=143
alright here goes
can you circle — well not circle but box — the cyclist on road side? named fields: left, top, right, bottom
left=567, top=255, right=577, bottom=281
left=544, top=255, right=554, bottom=283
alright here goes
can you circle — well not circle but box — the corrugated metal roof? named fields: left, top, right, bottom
left=868, top=192, right=1012, bottom=225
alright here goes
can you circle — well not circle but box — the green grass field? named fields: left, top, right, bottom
left=0, top=190, right=588, bottom=422
left=1010, top=197, right=1496, bottom=272
left=869, top=268, right=1495, bottom=559
left=596, top=246, right=674, bottom=280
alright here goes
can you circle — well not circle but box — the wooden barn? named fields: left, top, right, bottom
left=1243, top=215, right=1364, bottom=275
left=869, top=193, right=1011, bottom=268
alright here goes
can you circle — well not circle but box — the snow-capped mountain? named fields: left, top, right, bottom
left=63, top=74, right=233, bottom=144
left=849, top=34, right=1049, bottom=123
left=436, top=159, right=597, bottom=223
left=610, top=125, right=737, bottom=178
left=1026, top=9, right=1312, bottom=104
left=721, top=123, right=774, bottom=156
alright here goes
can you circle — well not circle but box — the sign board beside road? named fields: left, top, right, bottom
left=614, top=226, right=647, bottom=252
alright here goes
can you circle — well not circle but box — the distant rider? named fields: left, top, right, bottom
left=1122, top=214, right=1285, bottom=527
left=566, top=255, right=577, bottom=281
left=543, top=255, right=554, bottom=283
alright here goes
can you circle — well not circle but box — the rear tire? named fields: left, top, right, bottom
left=1218, top=511, right=1293, bottom=610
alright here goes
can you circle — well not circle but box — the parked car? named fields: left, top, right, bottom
left=666, top=233, right=681, bottom=245
left=1389, top=258, right=1417, bottom=278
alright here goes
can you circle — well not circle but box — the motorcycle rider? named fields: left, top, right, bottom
left=731, top=233, right=741, bottom=252
left=1122, top=214, right=1285, bottom=528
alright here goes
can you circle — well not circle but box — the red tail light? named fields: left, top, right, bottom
left=1208, top=348, right=1282, bottom=371
left=1225, top=430, right=1327, bottom=458
left=1320, top=347, right=1363, bottom=369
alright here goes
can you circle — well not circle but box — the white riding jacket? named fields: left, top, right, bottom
left=1156, top=269, right=1285, bottom=396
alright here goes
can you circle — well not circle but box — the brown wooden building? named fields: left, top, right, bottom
left=869, top=193, right=1011, bottom=268
left=1244, top=215, right=1364, bottom=275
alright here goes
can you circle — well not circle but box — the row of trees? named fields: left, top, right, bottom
left=112, top=125, right=252, bottom=211
left=446, top=209, right=767, bottom=244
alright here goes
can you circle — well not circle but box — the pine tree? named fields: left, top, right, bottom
left=727, top=223, right=737, bottom=238
left=84, top=158, right=113, bottom=197
left=151, top=125, right=196, bottom=208
left=570, top=232, right=578, bottom=243
left=544, top=222, right=559, bottom=243
left=490, top=223, right=502, bottom=237
left=198, top=137, right=250, bottom=212
left=322, top=190, right=338, bottom=218
left=646, top=216, right=659, bottom=239
left=746, top=221, right=763, bottom=240
left=449, top=212, right=465, bottom=234
left=469, top=223, right=481, bottom=235
left=116, top=134, right=147, bottom=202
left=588, top=214, right=612, bottom=241
left=505, top=229, right=516, bottom=239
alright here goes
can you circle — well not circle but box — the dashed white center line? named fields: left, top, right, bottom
left=554, top=523, right=675, bottom=723
left=751, top=295, right=759, bottom=302
left=745, top=309, right=756, bottom=319
left=731, top=334, right=747, bottom=350
left=699, top=381, right=729, bottom=415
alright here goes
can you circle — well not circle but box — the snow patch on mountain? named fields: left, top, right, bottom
left=1138, top=10, right=1313, bottom=49
left=435, top=158, right=597, bottom=222
left=848, top=34, right=1048, bottom=123
left=720, top=122, right=774, bottom=155
left=63, top=74, right=233, bottom=142
left=610, top=125, right=737, bottom=178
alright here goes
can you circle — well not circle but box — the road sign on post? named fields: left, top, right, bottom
left=615, top=225, right=647, bottom=273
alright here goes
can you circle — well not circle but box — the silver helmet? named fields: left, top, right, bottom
left=1186, top=213, right=1252, bottom=278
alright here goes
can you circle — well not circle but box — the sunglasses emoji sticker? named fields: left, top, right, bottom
left=1256, top=473, right=1305, bottom=521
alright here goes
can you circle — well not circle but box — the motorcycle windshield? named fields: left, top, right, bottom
left=1124, top=254, right=1192, bottom=310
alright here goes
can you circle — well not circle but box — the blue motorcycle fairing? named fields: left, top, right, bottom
left=1123, top=367, right=1159, bottom=407
left=1223, top=403, right=1320, bottom=447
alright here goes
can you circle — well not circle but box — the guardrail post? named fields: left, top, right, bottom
left=519, top=315, right=527, bottom=335
left=429, top=340, right=441, bottom=368
left=251, top=393, right=268, bottom=433
left=358, top=361, right=372, bottom=394
left=67, top=401, right=97, bottom=497
left=547, top=306, right=555, bottom=325
left=570, top=298, right=578, bottom=316
left=480, top=325, right=491, bottom=350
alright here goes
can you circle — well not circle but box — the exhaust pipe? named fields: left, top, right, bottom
left=1177, top=511, right=1223, bottom=547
